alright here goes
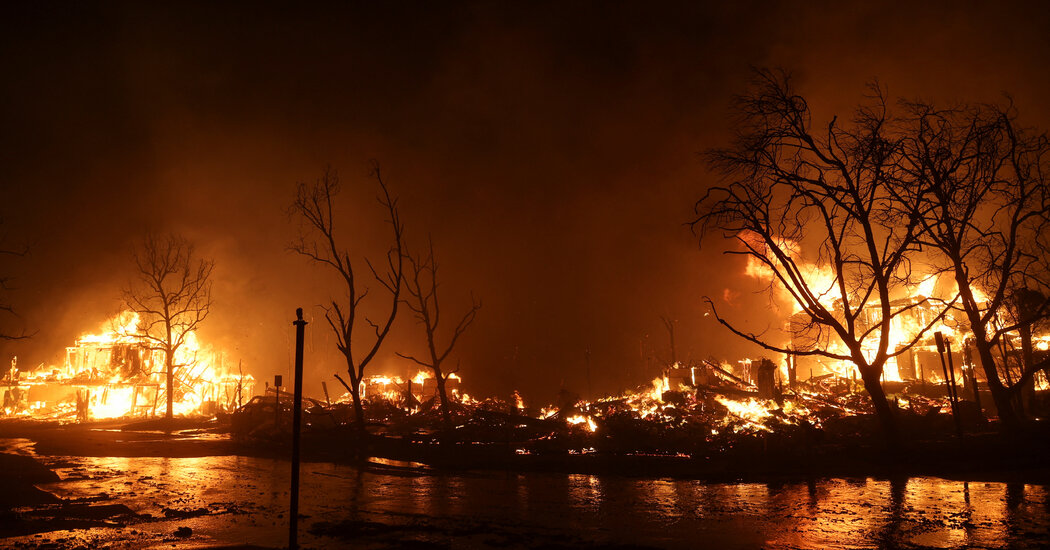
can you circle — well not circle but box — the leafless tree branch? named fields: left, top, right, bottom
left=122, top=232, right=213, bottom=421
left=397, top=235, right=481, bottom=428
left=288, top=163, right=404, bottom=432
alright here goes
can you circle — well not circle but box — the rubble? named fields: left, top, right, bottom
left=241, top=363, right=986, bottom=467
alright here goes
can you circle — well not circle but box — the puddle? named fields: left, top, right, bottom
left=2, top=438, right=1048, bottom=548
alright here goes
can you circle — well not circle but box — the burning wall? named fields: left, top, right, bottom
left=788, top=293, right=1050, bottom=390
left=357, top=370, right=463, bottom=405
left=789, top=295, right=966, bottom=382
left=742, top=242, right=1050, bottom=388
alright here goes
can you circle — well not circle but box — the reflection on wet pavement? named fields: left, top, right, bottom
left=3, top=445, right=1048, bottom=549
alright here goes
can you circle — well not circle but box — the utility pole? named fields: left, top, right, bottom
left=585, top=348, right=592, bottom=400
left=289, top=308, right=307, bottom=550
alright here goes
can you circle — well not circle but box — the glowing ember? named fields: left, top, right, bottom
left=715, top=396, right=773, bottom=433
left=566, top=414, right=597, bottom=432
left=649, top=375, right=670, bottom=401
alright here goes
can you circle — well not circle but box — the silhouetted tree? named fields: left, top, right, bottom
left=659, top=315, right=678, bottom=366
left=694, top=70, right=951, bottom=442
left=892, top=101, right=1050, bottom=426
left=123, top=232, right=214, bottom=421
left=0, top=243, right=28, bottom=343
left=397, top=237, right=480, bottom=432
left=0, top=219, right=29, bottom=346
left=289, top=164, right=404, bottom=434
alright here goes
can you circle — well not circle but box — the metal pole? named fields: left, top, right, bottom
left=945, top=340, right=960, bottom=404
left=935, top=332, right=962, bottom=437
left=585, top=348, right=591, bottom=400
left=944, top=341, right=981, bottom=425
left=290, top=308, right=307, bottom=550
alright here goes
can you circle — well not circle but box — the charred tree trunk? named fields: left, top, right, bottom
left=435, top=374, right=452, bottom=433
left=859, top=367, right=898, bottom=444
left=335, top=369, right=368, bottom=436
left=166, top=352, right=174, bottom=421
left=165, top=318, right=174, bottom=422
left=350, top=383, right=365, bottom=433
left=345, top=366, right=366, bottom=435
left=972, top=333, right=1019, bottom=425
left=755, top=358, right=776, bottom=399
left=956, top=275, right=1021, bottom=427
left=975, top=340, right=1019, bottom=426
left=1018, top=322, right=1036, bottom=415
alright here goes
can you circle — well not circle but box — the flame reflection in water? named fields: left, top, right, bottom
left=10, top=451, right=1050, bottom=549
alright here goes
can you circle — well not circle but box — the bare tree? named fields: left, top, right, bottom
left=0, top=220, right=29, bottom=344
left=123, top=232, right=214, bottom=421
left=659, top=315, right=678, bottom=366
left=397, top=237, right=481, bottom=432
left=289, top=164, right=404, bottom=434
left=0, top=266, right=27, bottom=343
left=893, top=101, right=1050, bottom=426
left=693, top=70, right=950, bottom=441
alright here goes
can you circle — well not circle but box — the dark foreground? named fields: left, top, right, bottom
left=2, top=421, right=1050, bottom=549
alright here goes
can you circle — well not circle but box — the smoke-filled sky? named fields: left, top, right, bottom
left=2, top=1, right=1050, bottom=402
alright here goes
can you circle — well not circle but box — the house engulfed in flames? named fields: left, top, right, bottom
left=357, top=370, right=463, bottom=407
left=743, top=246, right=1050, bottom=390
left=788, top=292, right=1050, bottom=390
left=1, top=312, right=254, bottom=421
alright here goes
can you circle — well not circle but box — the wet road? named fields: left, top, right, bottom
left=3, top=438, right=1049, bottom=549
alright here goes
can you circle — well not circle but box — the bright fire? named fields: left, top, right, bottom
left=355, top=369, right=465, bottom=406
left=1, top=311, right=253, bottom=421
left=741, top=237, right=1001, bottom=385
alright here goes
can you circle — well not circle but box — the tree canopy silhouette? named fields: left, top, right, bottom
left=694, top=69, right=954, bottom=441
left=891, top=100, right=1050, bottom=426
left=123, top=232, right=214, bottom=421
left=397, top=236, right=481, bottom=432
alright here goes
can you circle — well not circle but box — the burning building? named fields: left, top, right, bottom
left=358, top=370, right=462, bottom=405
left=1, top=312, right=254, bottom=421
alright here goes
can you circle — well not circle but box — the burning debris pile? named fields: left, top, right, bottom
left=288, top=269, right=1049, bottom=460
left=320, top=360, right=965, bottom=460
left=1, top=312, right=253, bottom=421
